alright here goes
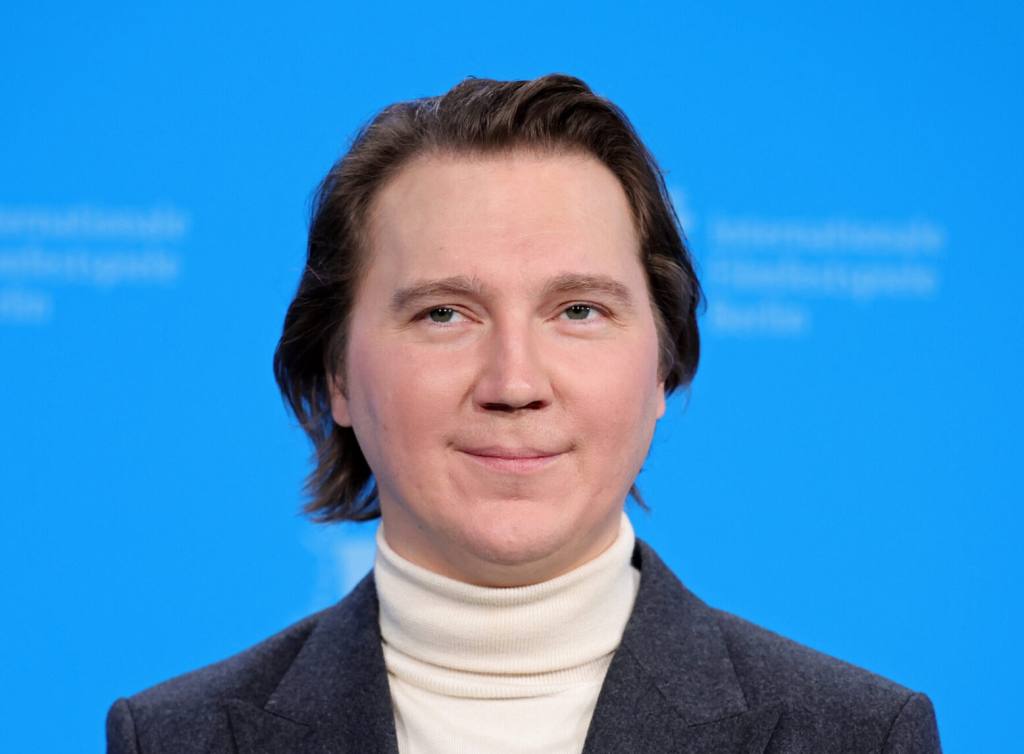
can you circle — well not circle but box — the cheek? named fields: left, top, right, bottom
left=597, top=363, right=661, bottom=428
left=345, top=335, right=468, bottom=461
left=567, top=336, right=663, bottom=451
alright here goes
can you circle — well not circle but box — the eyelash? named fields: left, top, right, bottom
left=417, top=303, right=608, bottom=327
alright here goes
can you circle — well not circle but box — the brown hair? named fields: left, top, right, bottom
left=273, top=73, right=703, bottom=523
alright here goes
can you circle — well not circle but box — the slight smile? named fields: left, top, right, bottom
left=457, top=446, right=567, bottom=474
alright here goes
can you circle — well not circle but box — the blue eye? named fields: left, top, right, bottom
left=427, top=307, right=461, bottom=324
left=563, top=304, right=596, bottom=321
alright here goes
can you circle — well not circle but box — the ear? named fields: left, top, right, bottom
left=655, top=380, right=667, bottom=420
left=328, top=373, right=353, bottom=427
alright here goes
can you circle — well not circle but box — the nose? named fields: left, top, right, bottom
left=472, top=318, right=553, bottom=413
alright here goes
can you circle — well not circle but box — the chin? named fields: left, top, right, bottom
left=462, top=532, right=564, bottom=569
left=448, top=504, right=592, bottom=579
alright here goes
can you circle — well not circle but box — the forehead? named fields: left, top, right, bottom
left=365, top=150, right=641, bottom=281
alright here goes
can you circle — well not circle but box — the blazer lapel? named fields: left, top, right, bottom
left=227, top=574, right=400, bottom=754
left=227, top=539, right=781, bottom=754
left=582, top=541, right=781, bottom=754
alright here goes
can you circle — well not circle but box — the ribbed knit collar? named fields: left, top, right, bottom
left=373, top=513, right=640, bottom=698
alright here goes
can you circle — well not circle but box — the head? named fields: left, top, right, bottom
left=274, top=74, right=703, bottom=585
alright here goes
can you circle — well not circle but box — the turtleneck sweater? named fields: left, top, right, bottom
left=373, top=513, right=641, bottom=754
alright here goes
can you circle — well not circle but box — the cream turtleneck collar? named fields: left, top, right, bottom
left=373, top=513, right=640, bottom=699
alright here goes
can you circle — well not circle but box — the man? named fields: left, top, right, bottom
left=107, top=74, right=942, bottom=753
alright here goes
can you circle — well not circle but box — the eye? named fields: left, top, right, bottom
left=561, top=303, right=602, bottom=321
left=424, top=307, right=464, bottom=325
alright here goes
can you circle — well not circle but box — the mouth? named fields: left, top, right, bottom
left=456, top=446, right=568, bottom=474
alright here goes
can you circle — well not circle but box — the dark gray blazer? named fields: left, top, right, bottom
left=107, top=540, right=942, bottom=753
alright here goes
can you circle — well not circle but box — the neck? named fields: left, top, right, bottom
left=373, top=512, right=640, bottom=686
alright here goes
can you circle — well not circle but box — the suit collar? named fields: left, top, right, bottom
left=615, top=539, right=749, bottom=725
left=582, top=540, right=781, bottom=753
left=228, top=574, right=400, bottom=754
left=228, top=538, right=779, bottom=754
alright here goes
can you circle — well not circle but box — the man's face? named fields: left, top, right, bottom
left=330, top=151, right=666, bottom=586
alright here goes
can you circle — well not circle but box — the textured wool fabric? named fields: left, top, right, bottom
left=106, top=539, right=942, bottom=753
left=374, top=513, right=640, bottom=753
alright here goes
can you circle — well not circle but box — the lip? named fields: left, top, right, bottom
left=457, top=446, right=567, bottom=474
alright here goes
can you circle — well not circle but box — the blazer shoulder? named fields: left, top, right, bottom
left=629, top=542, right=941, bottom=751
left=130, top=606, right=326, bottom=709
left=711, top=607, right=940, bottom=750
left=107, top=574, right=384, bottom=753
left=712, top=607, right=909, bottom=702
left=108, top=605, right=328, bottom=753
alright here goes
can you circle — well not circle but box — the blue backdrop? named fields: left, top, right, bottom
left=2, top=2, right=1021, bottom=751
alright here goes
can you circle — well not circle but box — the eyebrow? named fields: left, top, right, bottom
left=389, top=272, right=635, bottom=313
left=541, top=273, right=635, bottom=310
left=390, top=275, right=485, bottom=313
